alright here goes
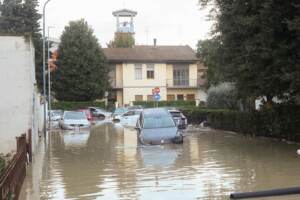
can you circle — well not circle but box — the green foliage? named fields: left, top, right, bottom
left=133, top=101, right=196, bottom=108
left=207, top=82, right=238, bottom=109
left=0, top=157, right=5, bottom=175
left=52, top=19, right=109, bottom=101
left=198, top=0, right=300, bottom=102
left=107, top=32, right=135, bottom=48
left=179, top=107, right=228, bottom=124
left=52, top=101, right=105, bottom=111
left=208, top=105, right=300, bottom=141
left=196, top=39, right=225, bottom=86
left=0, top=0, right=43, bottom=89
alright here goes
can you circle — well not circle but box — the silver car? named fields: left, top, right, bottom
left=136, top=108, right=183, bottom=145
left=60, top=111, right=90, bottom=130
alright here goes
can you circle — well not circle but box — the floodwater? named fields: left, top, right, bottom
left=20, top=122, right=300, bottom=200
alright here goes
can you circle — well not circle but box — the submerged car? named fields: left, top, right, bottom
left=78, top=109, right=93, bottom=121
left=50, top=110, right=63, bottom=121
left=113, top=109, right=143, bottom=127
left=60, top=111, right=91, bottom=130
left=88, top=107, right=112, bottom=119
left=112, top=107, right=129, bottom=118
left=168, top=109, right=188, bottom=129
left=136, top=108, right=183, bottom=145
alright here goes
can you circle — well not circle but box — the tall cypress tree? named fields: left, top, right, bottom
left=52, top=19, right=109, bottom=101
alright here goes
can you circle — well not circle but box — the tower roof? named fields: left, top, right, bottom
left=112, top=9, right=137, bottom=17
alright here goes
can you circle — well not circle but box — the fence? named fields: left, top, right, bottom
left=0, top=131, right=31, bottom=200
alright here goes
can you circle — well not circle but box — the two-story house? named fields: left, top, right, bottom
left=104, top=44, right=207, bottom=106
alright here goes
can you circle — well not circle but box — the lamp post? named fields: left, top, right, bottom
left=43, top=0, right=51, bottom=134
left=47, top=26, right=54, bottom=128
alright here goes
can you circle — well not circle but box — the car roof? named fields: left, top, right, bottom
left=142, top=108, right=170, bottom=117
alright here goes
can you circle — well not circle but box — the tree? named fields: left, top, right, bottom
left=199, top=0, right=300, bottom=103
left=52, top=19, right=109, bottom=101
left=107, top=32, right=135, bottom=48
left=0, top=0, right=43, bottom=89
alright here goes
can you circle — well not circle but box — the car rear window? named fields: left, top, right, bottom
left=64, top=112, right=86, bottom=120
left=170, top=111, right=182, bottom=117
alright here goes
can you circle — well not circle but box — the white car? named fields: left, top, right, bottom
left=88, top=107, right=112, bottom=119
left=60, top=111, right=91, bottom=130
left=113, top=109, right=142, bottom=127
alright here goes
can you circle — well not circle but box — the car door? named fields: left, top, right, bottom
left=121, top=111, right=135, bottom=125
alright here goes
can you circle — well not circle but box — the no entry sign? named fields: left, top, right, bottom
left=154, top=87, right=160, bottom=94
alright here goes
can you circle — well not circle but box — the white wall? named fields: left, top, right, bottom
left=0, top=36, right=42, bottom=154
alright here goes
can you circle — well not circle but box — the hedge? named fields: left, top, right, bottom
left=0, top=158, right=5, bottom=176
left=133, top=100, right=196, bottom=108
left=51, top=101, right=105, bottom=111
left=179, top=108, right=229, bottom=124
left=208, top=105, right=300, bottom=142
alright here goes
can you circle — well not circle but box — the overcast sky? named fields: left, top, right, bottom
left=39, top=0, right=213, bottom=49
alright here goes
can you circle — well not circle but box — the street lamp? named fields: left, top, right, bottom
left=47, top=26, right=54, bottom=128
left=43, top=0, right=51, bottom=134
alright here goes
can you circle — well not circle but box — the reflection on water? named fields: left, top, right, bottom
left=20, top=124, right=300, bottom=200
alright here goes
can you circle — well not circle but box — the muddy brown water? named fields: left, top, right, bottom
left=20, top=123, right=300, bottom=200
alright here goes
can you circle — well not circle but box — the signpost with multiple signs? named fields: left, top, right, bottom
left=152, top=87, right=160, bottom=107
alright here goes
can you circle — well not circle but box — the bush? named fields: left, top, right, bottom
left=180, top=107, right=228, bottom=124
left=52, top=101, right=105, bottom=111
left=208, top=105, right=300, bottom=142
left=0, top=158, right=5, bottom=175
left=207, top=82, right=238, bottom=109
left=133, top=101, right=196, bottom=108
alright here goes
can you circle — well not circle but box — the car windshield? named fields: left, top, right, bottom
left=64, top=112, right=86, bottom=120
left=143, top=115, right=175, bottom=129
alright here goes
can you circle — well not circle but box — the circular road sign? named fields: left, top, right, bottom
left=154, top=94, right=161, bottom=101
left=154, top=87, right=160, bottom=94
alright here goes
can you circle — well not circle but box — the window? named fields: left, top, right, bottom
left=135, top=95, right=143, bottom=101
left=167, top=94, right=175, bottom=101
left=177, top=94, right=184, bottom=101
left=146, top=64, right=154, bottom=79
left=187, top=94, right=195, bottom=101
left=173, top=64, right=189, bottom=86
left=147, top=95, right=154, bottom=101
left=135, top=64, right=142, bottom=80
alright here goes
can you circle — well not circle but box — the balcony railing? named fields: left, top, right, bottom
left=167, top=79, right=198, bottom=88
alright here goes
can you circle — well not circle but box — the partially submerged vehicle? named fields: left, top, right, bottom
left=59, top=111, right=91, bottom=130
left=136, top=108, right=183, bottom=145
left=113, top=109, right=143, bottom=127
left=168, top=109, right=188, bottom=129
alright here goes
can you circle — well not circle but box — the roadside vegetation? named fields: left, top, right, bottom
left=52, top=101, right=105, bottom=111
left=195, top=0, right=300, bottom=141
left=0, top=157, right=5, bottom=176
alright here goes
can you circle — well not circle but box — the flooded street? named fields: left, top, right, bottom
left=20, top=123, right=300, bottom=200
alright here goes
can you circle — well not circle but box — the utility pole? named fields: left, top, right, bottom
left=43, top=0, right=51, bottom=134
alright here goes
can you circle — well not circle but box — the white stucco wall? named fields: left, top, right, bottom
left=0, top=36, right=42, bottom=154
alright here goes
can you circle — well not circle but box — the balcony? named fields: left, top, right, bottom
left=166, top=79, right=198, bottom=88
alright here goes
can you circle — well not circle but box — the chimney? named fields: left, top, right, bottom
left=153, top=38, right=157, bottom=47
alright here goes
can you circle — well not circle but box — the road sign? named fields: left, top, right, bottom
left=154, top=87, right=160, bottom=94
left=154, top=94, right=161, bottom=101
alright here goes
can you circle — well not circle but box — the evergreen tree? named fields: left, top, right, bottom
left=199, top=0, right=300, bottom=103
left=107, top=32, right=135, bottom=48
left=52, top=19, right=109, bottom=101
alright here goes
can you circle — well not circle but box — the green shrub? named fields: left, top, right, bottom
left=0, top=158, right=5, bottom=175
left=208, top=105, right=300, bottom=142
left=133, top=101, right=196, bottom=108
left=180, top=108, right=229, bottom=124
left=52, top=101, right=105, bottom=111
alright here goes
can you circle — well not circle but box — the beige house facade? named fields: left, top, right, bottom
left=104, top=45, right=207, bottom=106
